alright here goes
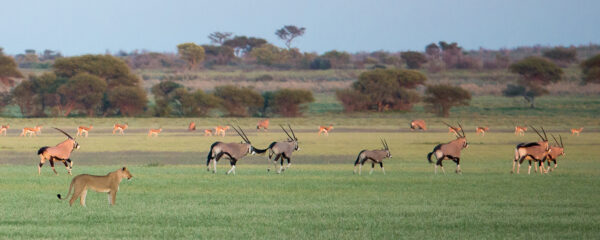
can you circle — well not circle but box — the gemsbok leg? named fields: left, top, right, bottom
left=226, top=158, right=237, bottom=175
left=49, top=159, right=58, bottom=175
left=380, top=162, right=385, bottom=175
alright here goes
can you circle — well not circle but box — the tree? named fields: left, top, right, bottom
left=581, top=54, right=600, bottom=84
left=107, top=86, right=148, bottom=117
left=202, top=45, right=235, bottom=65
left=506, top=56, right=563, bottom=108
left=0, top=54, right=23, bottom=86
left=177, top=43, right=205, bottom=70
left=250, top=44, right=288, bottom=66
left=11, top=73, right=66, bottom=117
left=275, top=25, right=306, bottom=49
left=321, top=50, right=350, bottom=69
left=401, top=51, right=427, bottom=69
left=151, top=81, right=184, bottom=116
left=425, top=43, right=441, bottom=59
left=270, top=89, right=314, bottom=117
left=223, top=36, right=267, bottom=56
left=208, top=32, right=232, bottom=45
left=57, top=73, right=107, bottom=116
left=175, top=89, right=221, bottom=117
left=214, top=85, right=263, bottom=117
left=53, top=54, right=140, bottom=88
left=424, top=84, right=471, bottom=117
left=543, top=47, right=577, bottom=65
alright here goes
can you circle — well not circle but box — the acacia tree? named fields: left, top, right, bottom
left=270, top=88, right=314, bottom=117
left=208, top=32, right=232, bottom=45
left=151, top=81, right=184, bottom=116
left=0, top=54, right=23, bottom=86
left=177, top=43, right=205, bottom=70
left=401, top=51, right=427, bottom=69
left=223, top=36, right=267, bottom=57
left=504, top=56, right=563, bottom=108
left=107, top=86, right=148, bottom=117
left=57, top=73, right=107, bottom=116
left=581, top=54, right=600, bottom=84
left=214, top=85, right=263, bottom=117
left=424, top=84, right=471, bottom=117
left=275, top=25, right=306, bottom=49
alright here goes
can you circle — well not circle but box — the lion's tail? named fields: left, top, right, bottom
left=57, top=180, right=74, bottom=201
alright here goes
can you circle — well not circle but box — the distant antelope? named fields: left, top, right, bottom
left=410, top=119, right=427, bottom=131
left=476, top=127, right=489, bottom=136
left=265, top=124, right=299, bottom=173
left=318, top=125, right=333, bottom=136
left=76, top=125, right=92, bottom=138
left=188, top=122, right=196, bottom=131
left=113, top=123, right=128, bottom=135
left=148, top=128, right=162, bottom=137
left=257, top=119, right=269, bottom=131
left=21, top=125, right=42, bottom=137
left=515, top=126, right=527, bottom=136
left=38, top=128, right=80, bottom=175
left=512, top=126, right=550, bottom=175
left=215, top=126, right=229, bottom=137
left=570, top=127, right=583, bottom=136
left=206, top=125, right=267, bottom=174
left=353, top=139, right=391, bottom=175
left=448, top=126, right=462, bottom=135
left=427, top=122, right=468, bottom=174
left=0, top=124, right=8, bottom=136
left=204, top=129, right=213, bottom=136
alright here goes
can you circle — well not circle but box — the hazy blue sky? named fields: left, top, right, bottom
left=1, top=0, right=598, bottom=55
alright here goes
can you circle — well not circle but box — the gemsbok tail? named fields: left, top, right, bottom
left=207, top=142, right=219, bottom=166
left=37, top=146, right=49, bottom=155
left=354, top=150, right=366, bottom=166
left=253, top=147, right=268, bottom=154
left=57, top=181, right=74, bottom=201
left=427, top=144, right=441, bottom=164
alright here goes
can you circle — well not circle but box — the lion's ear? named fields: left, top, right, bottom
left=122, top=167, right=127, bottom=171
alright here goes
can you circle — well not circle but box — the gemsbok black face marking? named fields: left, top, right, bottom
left=37, top=128, right=80, bottom=175
left=427, top=122, right=468, bottom=174
left=353, top=138, right=391, bottom=175
left=206, top=125, right=267, bottom=175
left=265, top=124, right=300, bottom=174
left=511, top=126, right=551, bottom=175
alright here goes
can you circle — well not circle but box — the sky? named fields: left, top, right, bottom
left=1, top=0, right=599, bottom=56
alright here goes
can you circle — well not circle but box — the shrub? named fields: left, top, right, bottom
left=424, top=84, right=471, bottom=117
left=270, top=89, right=314, bottom=117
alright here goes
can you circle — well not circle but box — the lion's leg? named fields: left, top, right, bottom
left=108, top=191, right=117, bottom=205
left=70, top=186, right=85, bottom=206
left=79, top=189, right=87, bottom=206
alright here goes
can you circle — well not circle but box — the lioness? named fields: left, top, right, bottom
left=57, top=167, right=132, bottom=206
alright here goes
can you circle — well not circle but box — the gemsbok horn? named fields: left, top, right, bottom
left=265, top=124, right=300, bottom=173
left=37, top=128, right=80, bottom=175
left=426, top=122, right=468, bottom=174
left=353, top=138, right=391, bottom=175
left=206, top=125, right=267, bottom=175
left=511, top=126, right=550, bottom=175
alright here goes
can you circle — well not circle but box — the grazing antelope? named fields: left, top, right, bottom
left=318, top=125, right=333, bottom=136
left=265, top=124, right=300, bottom=173
left=188, top=122, right=196, bottom=131
left=427, top=122, right=468, bottom=174
left=511, top=126, right=550, bottom=175
left=215, top=126, right=229, bottom=137
left=476, top=126, right=489, bottom=136
left=204, top=129, right=213, bottom=136
left=410, top=119, right=427, bottom=131
left=515, top=126, right=527, bottom=136
left=257, top=119, right=269, bottom=131
left=353, top=139, right=391, bottom=175
left=206, top=125, right=267, bottom=174
left=76, top=125, right=92, bottom=138
left=37, top=128, right=80, bottom=175
left=148, top=128, right=162, bottom=137
left=113, top=123, right=128, bottom=135
left=0, top=124, right=8, bottom=136
left=21, top=125, right=42, bottom=137
left=571, top=127, right=583, bottom=136
left=448, top=126, right=462, bottom=135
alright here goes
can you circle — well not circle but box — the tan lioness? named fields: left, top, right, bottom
left=57, top=167, right=132, bottom=206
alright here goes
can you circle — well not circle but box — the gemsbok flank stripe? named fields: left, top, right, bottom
left=427, top=122, right=468, bottom=174
left=512, top=126, right=550, bottom=175
left=265, top=124, right=300, bottom=174
left=206, top=125, right=267, bottom=175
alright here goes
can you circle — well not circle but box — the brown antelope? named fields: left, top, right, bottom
left=570, top=127, right=583, bottom=136
left=540, top=134, right=565, bottom=173
left=0, top=124, right=8, bottom=136
left=113, top=123, right=128, bottom=135
left=148, top=128, right=162, bottom=137
left=38, top=128, right=80, bottom=175
left=353, top=139, right=391, bottom=175
left=265, top=124, right=299, bottom=173
left=257, top=119, right=269, bottom=131
left=476, top=126, right=489, bottom=136
left=448, top=126, right=462, bottom=135
left=215, top=126, right=229, bottom=137
left=206, top=125, right=267, bottom=174
left=21, top=125, right=42, bottom=137
left=204, top=129, right=213, bottom=136
left=512, top=126, right=550, bottom=175
left=188, top=122, right=196, bottom=131
left=318, top=125, right=333, bottom=136
left=427, top=122, right=468, bottom=174
left=410, top=119, right=427, bottom=131
left=77, top=125, right=93, bottom=138
left=515, top=126, right=527, bottom=136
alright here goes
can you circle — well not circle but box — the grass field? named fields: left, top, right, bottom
left=1, top=119, right=599, bottom=239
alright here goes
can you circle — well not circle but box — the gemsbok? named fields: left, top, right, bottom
left=21, top=125, right=42, bottom=137
left=427, top=122, right=468, bottom=174
left=204, top=129, right=213, bottom=136
left=188, top=122, right=196, bottom=131
left=515, top=126, right=527, bottom=136
left=265, top=124, right=299, bottom=173
left=37, top=128, right=80, bottom=175
left=0, top=124, right=8, bottom=136
left=541, top=134, right=565, bottom=173
left=113, top=123, right=128, bottom=135
left=353, top=139, right=391, bottom=175
left=215, top=126, right=229, bottom=137
left=318, top=125, right=333, bottom=136
left=148, top=128, right=162, bottom=137
left=206, top=125, right=266, bottom=174
left=77, top=125, right=92, bottom=138
left=511, top=126, right=550, bottom=175
left=257, top=119, right=269, bottom=131
left=476, top=126, right=489, bottom=136
left=571, top=127, right=583, bottom=136
left=410, top=119, right=427, bottom=131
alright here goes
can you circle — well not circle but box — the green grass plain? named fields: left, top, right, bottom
left=1, top=95, right=599, bottom=239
